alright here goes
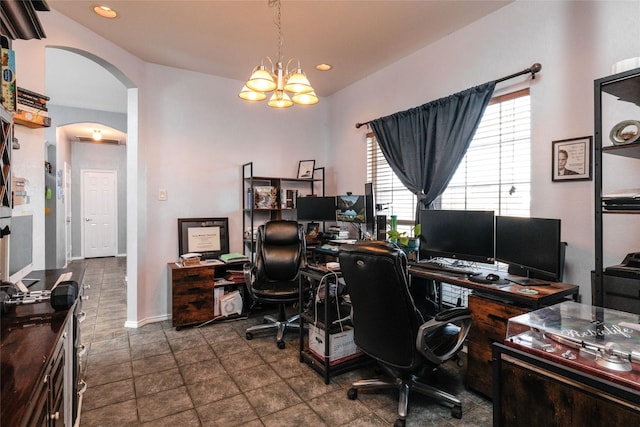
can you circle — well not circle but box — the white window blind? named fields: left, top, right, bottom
left=439, top=89, right=531, bottom=216
left=366, top=133, right=416, bottom=231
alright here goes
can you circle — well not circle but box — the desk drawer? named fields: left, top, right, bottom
left=467, top=294, right=528, bottom=397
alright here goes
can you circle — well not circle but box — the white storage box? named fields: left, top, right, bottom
left=308, top=324, right=362, bottom=365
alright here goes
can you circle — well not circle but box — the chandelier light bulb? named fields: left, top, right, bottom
left=238, top=0, right=319, bottom=108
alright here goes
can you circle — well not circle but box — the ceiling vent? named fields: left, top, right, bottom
left=75, top=136, right=124, bottom=145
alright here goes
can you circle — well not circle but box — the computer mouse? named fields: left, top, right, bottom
left=486, top=273, right=500, bottom=282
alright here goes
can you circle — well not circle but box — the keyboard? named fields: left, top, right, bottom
left=409, top=260, right=480, bottom=276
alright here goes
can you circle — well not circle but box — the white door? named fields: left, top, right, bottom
left=82, top=170, right=117, bottom=258
left=64, top=162, right=72, bottom=265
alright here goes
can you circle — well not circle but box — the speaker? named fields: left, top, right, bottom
left=50, top=281, right=79, bottom=311
left=376, top=215, right=387, bottom=240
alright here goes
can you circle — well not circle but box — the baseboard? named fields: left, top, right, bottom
left=124, top=313, right=169, bottom=329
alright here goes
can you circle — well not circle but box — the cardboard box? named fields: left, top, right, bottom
left=308, top=324, right=362, bottom=365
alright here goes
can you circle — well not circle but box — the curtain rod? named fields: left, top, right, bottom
left=355, top=62, right=542, bottom=129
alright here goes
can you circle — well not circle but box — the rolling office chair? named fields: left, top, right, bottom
left=339, top=241, right=472, bottom=426
left=244, top=220, right=307, bottom=349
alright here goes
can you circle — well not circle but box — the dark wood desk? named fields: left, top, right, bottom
left=1, top=265, right=85, bottom=427
left=408, top=266, right=580, bottom=309
left=409, top=266, right=580, bottom=397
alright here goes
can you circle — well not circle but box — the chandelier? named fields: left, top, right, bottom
left=238, top=0, right=319, bottom=108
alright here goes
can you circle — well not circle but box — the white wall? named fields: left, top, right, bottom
left=327, top=1, right=640, bottom=302
left=11, top=1, right=640, bottom=322
left=14, top=10, right=330, bottom=326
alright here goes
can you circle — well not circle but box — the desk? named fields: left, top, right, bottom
left=168, top=262, right=247, bottom=329
left=1, top=265, right=86, bottom=427
left=409, top=266, right=580, bottom=397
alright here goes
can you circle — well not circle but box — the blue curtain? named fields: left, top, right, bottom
left=370, top=82, right=495, bottom=217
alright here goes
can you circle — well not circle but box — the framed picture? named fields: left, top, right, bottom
left=306, top=222, right=320, bottom=240
left=297, top=160, right=315, bottom=179
left=552, top=136, right=592, bottom=182
left=177, top=217, right=229, bottom=260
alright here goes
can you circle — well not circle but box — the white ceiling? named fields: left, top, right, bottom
left=47, top=0, right=511, bottom=97
left=44, top=1, right=512, bottom=140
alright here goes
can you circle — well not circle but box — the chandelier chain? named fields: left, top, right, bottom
left=269, top=0, right=283, bottom=63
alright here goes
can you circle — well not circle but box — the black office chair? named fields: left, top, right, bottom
left=244, top=220, right=306, bottom=349
left=339, top=241, right=472, bottom=426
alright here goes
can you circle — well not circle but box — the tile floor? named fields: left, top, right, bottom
left=77, top=257, right=493, bottom=426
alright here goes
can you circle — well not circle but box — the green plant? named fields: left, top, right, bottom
left=387, top=224, right=421, bottom=246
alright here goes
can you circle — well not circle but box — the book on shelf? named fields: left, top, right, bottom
left=17, top=97, right=48, bottom=112
left=16, top=103, right=48, bottom=116
left=224, top=269, right=245, bottom=283
left=1, top=38, right=16, bottom=112
left=219, top=252, right=250, bottom=264
left=17, top=86, right=49, bottom=102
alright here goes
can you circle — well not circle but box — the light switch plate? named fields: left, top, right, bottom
left=159, top=189, right=167, bottom=201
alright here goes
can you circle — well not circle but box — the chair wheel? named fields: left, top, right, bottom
left=347, top=388, right=358, bottom=400
left=394, top=419, right=406, bottom=427
left=245, top=332, right=253, bottom=340
left=277, top=341, right=285, bottom=349
left=452, top=405, right=462, bottom=419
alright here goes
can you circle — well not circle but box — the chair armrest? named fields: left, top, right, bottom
left=243, top=262, right=255, bottom=288
left=416, top=308, right=472, bottom=365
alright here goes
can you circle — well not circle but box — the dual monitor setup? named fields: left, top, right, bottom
left=418, top=210, right=565, bottom=284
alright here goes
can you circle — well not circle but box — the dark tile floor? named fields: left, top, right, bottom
left=77, top=257, right=493, bottom=426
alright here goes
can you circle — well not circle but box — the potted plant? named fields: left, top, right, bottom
left=387, top=224, right=421, bottom=248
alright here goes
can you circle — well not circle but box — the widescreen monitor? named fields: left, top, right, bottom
left=419, top=209, right=495, bottom=264
left=336, top=195, right=366, bottom=223
left=495, top=216, right=562, bottom=283
left=296, top=196, right=336, bottom=221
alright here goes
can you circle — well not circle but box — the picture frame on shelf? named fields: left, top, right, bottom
left=552, top=136, right=592, bottom=182
left=254, top=186, right=278, bottom=209
left=297, top=160, right=315, bottom=179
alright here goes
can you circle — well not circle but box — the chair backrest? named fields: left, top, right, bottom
left=339, top=241, right=425, bottom=370
left=254, top=220, right=305, bottom=286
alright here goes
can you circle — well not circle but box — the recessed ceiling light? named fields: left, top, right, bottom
left=316, top=63, right=333, bottom=71
left=93, top=5, right=117, bottom=19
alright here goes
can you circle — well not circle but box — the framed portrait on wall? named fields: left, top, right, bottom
left=552, top=136, right=592, bottom=182
left=297, top=160, right=315, bottom=179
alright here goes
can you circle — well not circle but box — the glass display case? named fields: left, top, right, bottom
left=505, top=301, right=640, bottom=391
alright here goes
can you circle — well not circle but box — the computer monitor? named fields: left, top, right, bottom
left=296, top=196, right=336, bottom=221
left=495, top=216, right=562, bottom=283
left=419, top=209, right=495, bottom=264
left=336, top=194, right=366, bottom=223
left=178, top=217, right=229, bottom=260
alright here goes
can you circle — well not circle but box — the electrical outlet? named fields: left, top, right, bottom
left=159, top=189, right=167, bottom=201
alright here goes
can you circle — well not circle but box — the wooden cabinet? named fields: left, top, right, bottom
left=168, top=262, right=246, bottom=329
left=242, top=162, right=324, bottom=259
left=493, top=343, right=640, bottom=426
left=466, top=294, right=527, bottom=397
left=593, top=68, right=640, bottom=308
left=169, top=263, right=216, bottom=328
left=1, top=267, right=85, bottom=427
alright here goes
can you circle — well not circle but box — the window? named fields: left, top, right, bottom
left=366, top=89, right=531, bottom=224
left=366, top=133, right=416, bottom=233
left=439, top=89, right=531, bottom=216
